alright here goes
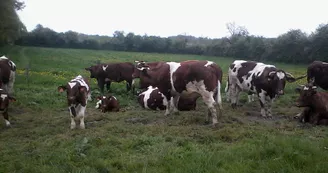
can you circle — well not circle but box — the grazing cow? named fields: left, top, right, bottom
left=306, top=60, right=328, bottom=90
left=95, top=95, right=120, bottom=112
left=0, top=88, right=16, bottom=127
left=58, top=75, right=91, bottom=129
left=226, top=60, right=298, bottom=117
left=132, top=60, right=223, bottom=125
left=295, top=83, right=328, bottom=125
left=0, top=55, right=16, bottom=95
left=85, top=62, right=136, bottom=94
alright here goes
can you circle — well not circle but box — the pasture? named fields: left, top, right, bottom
left=0, top=45, right=327, bottom=173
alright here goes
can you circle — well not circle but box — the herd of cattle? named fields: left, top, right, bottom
left=1, top=54, right=328, bottom=129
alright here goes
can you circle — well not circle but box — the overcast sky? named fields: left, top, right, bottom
left=17, top=0, right=328, bottom=38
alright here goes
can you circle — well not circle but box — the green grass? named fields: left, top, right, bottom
left=0, top=45, right=327, bottom=173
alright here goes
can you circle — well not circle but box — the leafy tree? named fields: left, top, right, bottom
left=0, top=0, right=26, bottom=45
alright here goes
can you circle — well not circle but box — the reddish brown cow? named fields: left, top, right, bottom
left=85, top=62, right=136, bottom=94
left=295, top=83, right=328, bottom=125
left=58, top=75, right=91, bottom=129
left=0, top=55, right=16, bottom=95
left=132, top=60, right=223, bottom=125
left=0, top=88, right=16, bottom=127
left=306, top=60, right=328, bottom=90
left=95, top=95, right=120, bottom=113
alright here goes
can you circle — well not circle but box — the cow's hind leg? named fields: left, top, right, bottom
left=202, top=92, right=218, bottom=125
left=126, top=80, right=132, bottom=92
left=230, top=84, right=241, bottom=108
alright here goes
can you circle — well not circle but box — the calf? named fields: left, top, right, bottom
left=85, top=62, right=136, bottom=94
left=58, top=75, right=91, bottom=129
left=132, top=60, right=223, bottom=125
left=0, top=55, right=16, bottom=95
left=137, top=86, right=168, bottom=110
left=95, top=95, right=120, bottom=112
left=226, top=60, right=299, bottom=117
left=295, top=83, right=328, bottom=125
left=0, top=88, right=16, bottom=127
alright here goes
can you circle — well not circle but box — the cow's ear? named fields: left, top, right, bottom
left=58, top=86, right=66, bottom=92
left=8, top=96, right=16, bottom=102
left=268, top=71, right=276, bottom=79
left=286, top=72, right=296, bottom=82
left=79, top=86, right=86, bottom=92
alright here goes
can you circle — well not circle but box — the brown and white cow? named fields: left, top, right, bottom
left=0, top=88, right=16, bottom=127
left=132, top=60, right=223, bottom=125
left=95, top=95, right=120, bottom=112
left=306, top=60, right=328, bottom=90
left=226, top=60, right=298, bottom=117
left=58, top=75, right=91, bottom=129
left=295, top=83, right=328, bottom=125
left=85, top=62, right=136, bottom=94
left=0, top=55, right=16, bottom=95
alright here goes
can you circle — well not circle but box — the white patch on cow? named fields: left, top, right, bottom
left=322, top=62, right=328, bottom=65
left=95, top=100, right=102, bottom=108
left=102, top=96, right=106, bottom=99
left=112, top=96, right=117, bottom=100
left=0, top=55, right=8, bottom=60
left=137, top=67, right=150, bottom=71
left=68, top=82, right=76, bottom=88
left=102, top=65, right=108, bottom=71
left=303, top=86, right=309, bottom=90
left=204, top=61, right=214, bottom=67
left=132, top=79, right=136, bottom=86
left=5, top=120, right=10, bottom=126
left=167, top=62, right=181, bottom=92
left=70, top=75, right=89, bottom=91
left=142, top=86, right=157, bottom=109
left=276, top=72, right=285, bottom=80
left=0, top=94, right=7, bottom=100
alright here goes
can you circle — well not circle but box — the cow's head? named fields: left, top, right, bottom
left=132, top=61, right=150, bottom=78
left=268, top=70, right=296, bottom=95
left=295, top=83, right=317, bottom=107
left=0, top=89, right=16, bottom=111
left=96, top=95, right=115, bottom=113
left=85, top=65, right=100, bottom=78
left=58, top=84, right=87, bottom=105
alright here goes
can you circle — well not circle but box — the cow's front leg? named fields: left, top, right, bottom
left=266, top=97, right=274, bottom=118
left=97, top=78, right=105, bottom=94
left=70, top=117, right=76, bottom=129
left=230, top=85, right=241, bottom=108
left=80, top=116, right=85, bottom=129
left=3, top=112, right=11, bottom=127
left=258, top=92, right=267, bottom=117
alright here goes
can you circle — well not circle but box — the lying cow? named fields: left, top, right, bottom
left=58, top=75, right=91, bottom=129
left=95, top=95, right=120, bottom=112
left=0, top=55, right=16, bottom=95
left=226, top=60, right=299, bottom=117
left=0, top=88, right=16, bottom=127
left=137, top=86, right=200, bottom=111
left=306, top=60, right=328, bottom=90
left=132, top=60, right=223, bottom=125
left=295, top=83, right=328, bottom=125
left=85, top=62, right=136, bottom=94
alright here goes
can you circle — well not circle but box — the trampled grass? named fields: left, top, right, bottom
left=0, top=45, right=327, bottom=173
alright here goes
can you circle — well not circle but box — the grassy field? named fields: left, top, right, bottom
left=0, top=45, right=327, bottom=173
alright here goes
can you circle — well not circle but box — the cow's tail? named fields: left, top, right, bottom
left=217, top=79, right=223, bottom=110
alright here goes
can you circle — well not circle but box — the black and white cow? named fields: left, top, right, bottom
left=226, top=60, right=298, bottom=117
left=58, top=75, right=91, bottom=129
left=0, top=55, right=16, bottom=95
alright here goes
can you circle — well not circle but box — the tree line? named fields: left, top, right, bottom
left=1, top=1, right=328, bottom=64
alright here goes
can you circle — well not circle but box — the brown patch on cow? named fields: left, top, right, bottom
left=96, top=96, right=120, bottom=113
left=236, top=61, right=257, bottom=84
